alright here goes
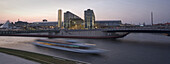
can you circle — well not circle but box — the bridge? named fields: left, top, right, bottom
left=0, top=30, right=59, bottom=35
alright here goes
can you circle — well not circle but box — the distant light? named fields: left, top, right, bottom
left=140, top=25, right=144, bottom=26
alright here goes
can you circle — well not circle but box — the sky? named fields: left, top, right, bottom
left=0, top=0, right=170, bottom=24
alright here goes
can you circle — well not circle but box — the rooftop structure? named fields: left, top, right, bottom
left=42, top=19, right=48, bottom=22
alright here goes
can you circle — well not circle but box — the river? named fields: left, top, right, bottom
left=0, top=33, right=170, bottom=64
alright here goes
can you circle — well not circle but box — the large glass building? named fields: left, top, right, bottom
left=84, top=9, right=95, bottom=29
left=64, top=11, right=82, bottom=29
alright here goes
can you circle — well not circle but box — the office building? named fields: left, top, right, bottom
left=70, top=18, right=84, bottom=29
left=95, top=20, right=122, bottom=28
left=64, top=11, right=82, bottom=29
left=15, top=20, right=28, bottom=27
left=84, top=9, right=95, bottom=29
left=29, top=21, right=58, bottom=30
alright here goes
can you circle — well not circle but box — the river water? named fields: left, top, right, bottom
left=0, top=33, right=170, bottom=64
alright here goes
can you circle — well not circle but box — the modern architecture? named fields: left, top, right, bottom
left=69, top=18, right=84, bottom=29
left=84, top=9, right=95, bottom=29
left=95, top=20, right=122, bottom=28
left=58, top=9, right=62, bottom=28
left=64, top=11, right=82, bottom=29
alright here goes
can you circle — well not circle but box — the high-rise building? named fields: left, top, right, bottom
left=64, top=11, right=82, bottom=29
left=84, top=9, right=95, bottom=29
left=58, top=9, right=62, bottom=28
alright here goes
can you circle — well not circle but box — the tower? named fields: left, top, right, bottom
left=58, top=9, right=62, bottom=28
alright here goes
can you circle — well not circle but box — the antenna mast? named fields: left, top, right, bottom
left=151, top=12, right=153, bottom=26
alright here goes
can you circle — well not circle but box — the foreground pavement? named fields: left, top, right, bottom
left=0, top=52, right=39, bottom=64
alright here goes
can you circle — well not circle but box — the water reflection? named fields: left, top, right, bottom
left=0, top=33, right=170, bottom=64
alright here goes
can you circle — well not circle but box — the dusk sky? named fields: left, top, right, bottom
left=0, top=0, right=170, bottom=24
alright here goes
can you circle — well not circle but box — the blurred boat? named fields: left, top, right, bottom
left=163, top=33, right=170, bottom=36
left=32, top=39, right=104, bottom=54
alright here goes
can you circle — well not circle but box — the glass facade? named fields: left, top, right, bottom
left=64, top=11, right=82, bottom=29
left=84, top=9, right=95, bottom=29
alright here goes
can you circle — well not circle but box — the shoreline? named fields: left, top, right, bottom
left=0, top=47, right=88, bottom=64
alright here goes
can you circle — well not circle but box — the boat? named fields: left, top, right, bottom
left=163, top=33, right=170, bottom=36
left=6, top=29, right=129, bottom=39
left=49, top=29, right=129, bottom=39
left=32, top=39, right=105, bottom=54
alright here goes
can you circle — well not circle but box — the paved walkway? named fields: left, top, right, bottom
left=0, top=52, right=39, bottom=64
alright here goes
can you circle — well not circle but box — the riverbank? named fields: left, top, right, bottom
left=0, top=47, right=88, bottom=64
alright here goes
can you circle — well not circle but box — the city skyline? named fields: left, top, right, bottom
left=0, top=0, right=170, bottom=24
